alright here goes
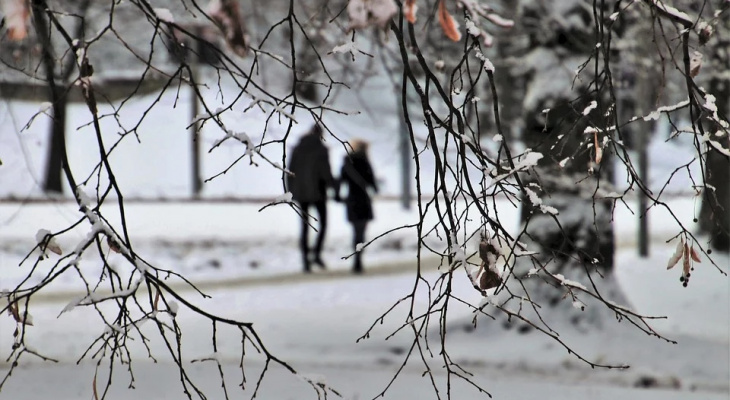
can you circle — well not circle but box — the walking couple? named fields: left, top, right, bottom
left=286, top=124, right=377, bottom=274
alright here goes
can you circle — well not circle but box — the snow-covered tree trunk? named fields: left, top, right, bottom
left=492, top=0, right=524, bottom=140
left=699, top=14, right=730, bottom=252
left=699, top=79, right=730, bottom=252
left=517, top=0, right=615, bottom=276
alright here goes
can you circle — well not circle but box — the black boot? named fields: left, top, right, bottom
left=302, top=252, right=311, bottom=273
left=353, top=255, right=363, bottom=274
left=312, top=255, right=327, bottom=270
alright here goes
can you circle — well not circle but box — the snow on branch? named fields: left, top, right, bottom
left=153, top=8, right=175, bottom=23
left=524, top=187, right=559, bottom=215
left=582, top=100, right=597, bottom=116
left=474, top=50, right=495, bottom=72
left=58, top=275, right=145, bottom=317
left=486, top=151, right=543, bottom=189
left=699, top=93, right=730, bottom=156
left=457, top=0, right=514, bottom=47
left=643, top=99, right=691, bottom=121
left=702, top=134, right=730, bottom=157
left=330, top=41, right=369, bottom=60
left=553, top=273, right=588, bottom=291
left=456, top=0, right=514, bottom=28
left=35, top=229, right=63, bottom=257
left=584, top=99, right=691, bottom=136
left=643, top=0, right=694, bottom=28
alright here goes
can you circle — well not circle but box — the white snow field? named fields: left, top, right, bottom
left=0, top=198, right=728, bottom=400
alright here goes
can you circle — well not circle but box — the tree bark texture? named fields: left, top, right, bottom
left=699, top=79, right=730, bottom=252
left=517, top=0, right=615, bottom=272
left=42, top=94, right=67, bottom=194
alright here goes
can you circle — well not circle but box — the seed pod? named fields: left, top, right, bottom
left=667, top=238, right=684, bottom=270
left=682, top=243, right=691, bottom=277
left=689, top=245, right=702, bottom=263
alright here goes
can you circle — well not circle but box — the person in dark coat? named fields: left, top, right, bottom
left=286, top=124, right=334, bottom=272
left=335, top=139, right=378, bottom=274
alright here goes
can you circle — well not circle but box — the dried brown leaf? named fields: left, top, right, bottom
left=9, top=301, right=34, bottom=326
left=208, top=0, right=249, bottom=57
left=9, top=301, right=19, bottom=321
left=107, top=235, right=121, bottom=253
left=2, top=0, right=30, bottom=41
left=689, top=245, right=702, bottom=263
left=689, top=51, right=702, bottom=78
left=438, top=0, right=461, bottom=42
left=666, top=238, right=684, bottom=270
left=594, top=131, right=603, bottom=164
left=405, top=0, right=418, bottom=23
left=46, top=241, right=63, bottom=256
left=682, top=243, right=691, bottom=276
left=93, top=369, right=99, bottom=400
left=478, top=263, right=502, bottom=290
left=347, top=0, right=398, bottom=30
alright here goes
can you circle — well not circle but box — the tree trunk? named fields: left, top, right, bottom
left=36, top=0, right=90, bottom=195
left=492, top=0, right=524, bottom=140
left=519, top=99, right=615, bottom=272
left=701, top=145, right=730, bottom=252
left=699, top=77, right=730, bottom=252
left=42, top=93, right=67, bottom=194
left=698, top=29, right=730, bottom=252
left=515, top=0, right=615, bottom=274
left=294, top=43, right=319, bottom=103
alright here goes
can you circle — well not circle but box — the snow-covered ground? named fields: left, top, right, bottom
left=0, top=195, right=720, bottom=295
left=0, top=198, right=728, bottom=400
left=0, top=255, right=727, bottom=399
left=1, top=259, right=728, bottom=399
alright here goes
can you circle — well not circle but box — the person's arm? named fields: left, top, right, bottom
left=320, top=148, right=336, bottom=198
left=364, top=158, right=378, bottom=193
left=333, top=165, right=344, bottom=202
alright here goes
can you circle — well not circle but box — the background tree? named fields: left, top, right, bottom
left=698, top=2, right=730, bottom=252
left=517, top=0, right=616, bottom=273
left=24, top=0, right=91, bottom=194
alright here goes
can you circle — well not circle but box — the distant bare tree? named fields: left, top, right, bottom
left=31, top=0, right=91, bottom=194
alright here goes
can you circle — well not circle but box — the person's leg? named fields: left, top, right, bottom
left=312, top=200, right=328, bottom=268
left=299, top=202, right=311, bottom=272
left=352, top=220, right=367, bottom=273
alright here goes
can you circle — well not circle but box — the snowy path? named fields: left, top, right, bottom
left=2, top=359, right=727, bottom=400
left=1, top=270, right=727, bottom=399
left=1, top=199, right=728, bottom=399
